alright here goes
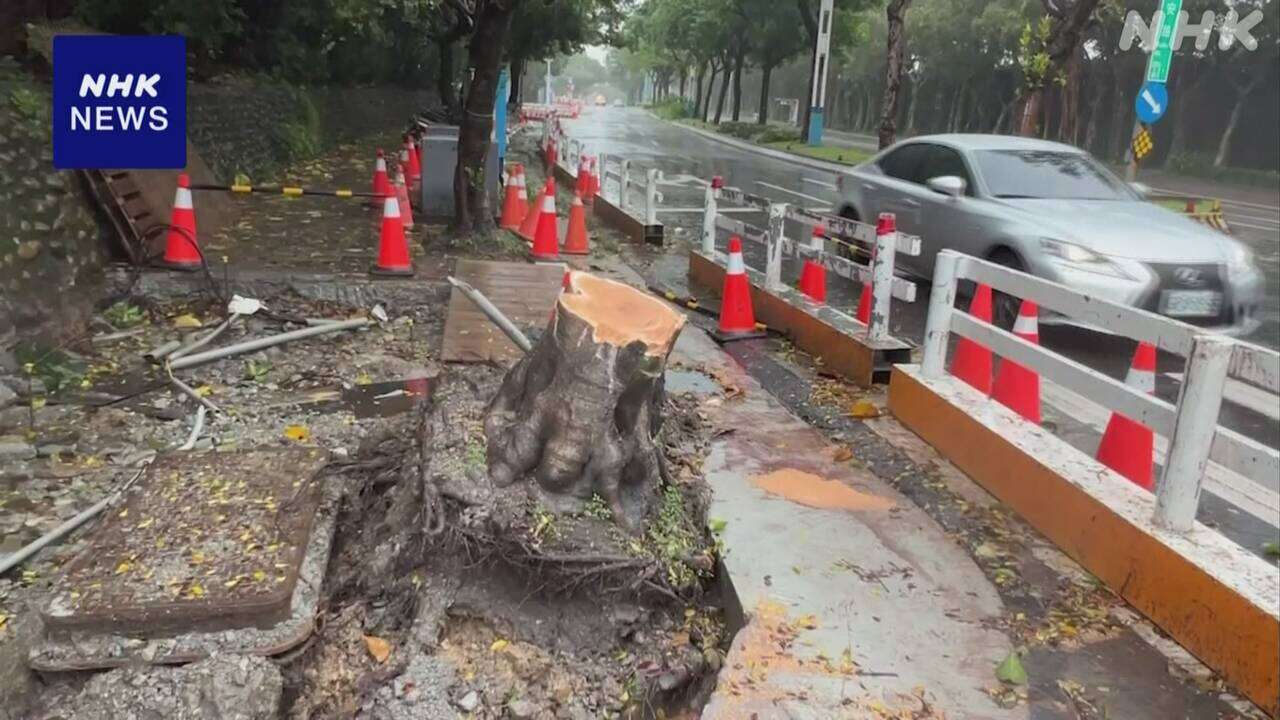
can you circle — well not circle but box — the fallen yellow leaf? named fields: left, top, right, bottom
left=172, top=313, right=203, bottom=328
left=283, top=425, right=311, bottom=442
left=364, top=635, right=392, bottom=663
left=490, top=639, right=509, bottom=653
left=194, top=385, right=213, bottom=398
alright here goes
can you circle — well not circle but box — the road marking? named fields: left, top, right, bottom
left=1149, top=187, right=1280, bottom=213
left=801, top=177, right=838, bottom=191
left=1041, top=382, right=1279, bottom=526
left=1226, top=220, right=1280, bottom=232
left=1164, top=372, right=1280, bottom=421
left=754, top=180, right=828, bottom=204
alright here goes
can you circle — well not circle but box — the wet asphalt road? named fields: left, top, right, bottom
left=564, top=106, right=1278, bottom=546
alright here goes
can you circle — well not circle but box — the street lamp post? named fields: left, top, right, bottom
left=806, top=0, right=835, bottom=146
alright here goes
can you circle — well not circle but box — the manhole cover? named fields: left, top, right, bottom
left=42, top=447, right=328, bottom=638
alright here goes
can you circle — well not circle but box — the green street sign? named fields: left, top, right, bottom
left=1146, top=0, right=1183, bottom=83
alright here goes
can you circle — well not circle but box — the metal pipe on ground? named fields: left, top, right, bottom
left=168, top=317, right=373, bottom=371
left=446, top=276, right=533, bottom=354
left=0, top=463, right=149, bottom=577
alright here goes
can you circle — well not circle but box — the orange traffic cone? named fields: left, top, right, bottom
left=530, top=182, right=560, bottom=260
left=161, top=173, right=201, bottom=270
left=563, top=191, right=590, bottom=255
left=370, top=150, right=391, bottom=208
left=499, top=165, right=524, bottom=229
left=798, top=225, right=827, bottom=304
left=519, top=177, right=549, bottom=241
left=1097, top=343, right=1157, bottom=490
left=575, top=157, right=589, bottom=198
left=371, top=196, right=413, bottom=276
left=991, top=300, right=1041, bottom=423
left=716, top=236, right=764, bottom=341
left=404, top=136, right=422, bottom=188
left=952, top=285, right=994, bottom=393
left=394, top=164, right=414, bottom=229
left=589, top=156, right=601, bottom=202
left=514, top=165, right=529, bottom=220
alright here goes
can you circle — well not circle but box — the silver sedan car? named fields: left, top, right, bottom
left=834, top=134, right=1264, bottom=335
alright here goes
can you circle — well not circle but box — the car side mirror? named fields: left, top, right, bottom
left=926, top=175, right=965, bottom=198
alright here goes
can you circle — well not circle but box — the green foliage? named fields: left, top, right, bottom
left=243, top=359, right=272, bottom=382
left=17, top=345, right=87, bottom=395
left=1165, top=152, right=1280, bottom=190
left=103, top=301, right=145, bottom=328
left=651, top=98, right=693, bottom=120
left=272, top=91, right=322, bottom=159
left=1017, top=17, right=1058, bottom=91
left=755, top=125, right=801, bottom=144
left=644, top=484, right=708, bottom=591
left=715, top=121, right=759, bottom=140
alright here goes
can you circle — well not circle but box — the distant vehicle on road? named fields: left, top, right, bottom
left=594, top=94, right=606, bottom=106
left=834, top=134, right=1263, bottom=335
left=612, top=98, right=624, bottom=107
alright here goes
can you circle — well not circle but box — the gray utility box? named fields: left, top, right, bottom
left=418, top=126, right=500, bottom=221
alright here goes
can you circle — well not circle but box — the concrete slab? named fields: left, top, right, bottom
left=667, top=319, right=1022, bottom=718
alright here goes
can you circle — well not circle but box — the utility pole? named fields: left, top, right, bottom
left=806, top=0, right=835, bottom=146
left=545, top=59, right=553, bottom=104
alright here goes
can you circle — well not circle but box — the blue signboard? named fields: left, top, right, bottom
left=1135, top=81, right=1168, bottom=124
left=53, top=35, right=186, bottom=169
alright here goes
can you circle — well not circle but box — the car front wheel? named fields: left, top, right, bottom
left=986, top=248, right=1026, bottom=331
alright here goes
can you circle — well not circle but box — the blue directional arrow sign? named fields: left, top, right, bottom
left=1135, top=81, right=1168, bottom=124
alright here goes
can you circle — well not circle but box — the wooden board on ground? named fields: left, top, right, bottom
left=442, top=258, right=566, bottom=363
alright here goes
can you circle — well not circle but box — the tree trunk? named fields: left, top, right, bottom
left=757, top=63, right=774, bottom=125
left=904, top=80, right=919, bottom=134
left=485, top=272, right=686, bottom=531
left=451, top=0, right=519, bottom=237
left=1215, top=83, right=1253, bottom=168
left=679, top=69, right=687, bottom=98
left=1017, top=89, right=1043, bottom=137
left=508, top=57, right=524, bottom=110
left=694, top=63, right=707, bottom=117
left=731, top=49, right=745, bottom=122
left=1084, top=71, right=1107, bottom=153
left=797, top=0, right=819, bottom=140
left=714, top=58, right=731, bottom=123
left=702, top=64, right=718, bottom=122
left=877, top=0, right=913, bottom=149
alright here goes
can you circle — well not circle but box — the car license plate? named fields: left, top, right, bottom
left=1160, top=290, right=1222, bottom=317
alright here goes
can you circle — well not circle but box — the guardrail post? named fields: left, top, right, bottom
left=1154, top=334, right=1234, bottom=533
left=765, top=202, right=787, bottom=291
left=868, top=214, right=898, bottom=342
left=619, top=160, right=631, bottom=209
left=701, top=184, right=717, bottom=255
left=921, top=251, right=961, bottom=378
left=645, top=168, right=659, bottom=225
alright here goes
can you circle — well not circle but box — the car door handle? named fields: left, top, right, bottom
left=896, top=199, right=920, bottom=208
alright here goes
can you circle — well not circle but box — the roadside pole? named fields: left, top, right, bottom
left=1126, top=0, right=1180, bottom=181
left=806, top=0, right=835, bottom=147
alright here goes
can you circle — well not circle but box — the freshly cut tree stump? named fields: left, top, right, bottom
left=485, top=271, right=686, bottom=530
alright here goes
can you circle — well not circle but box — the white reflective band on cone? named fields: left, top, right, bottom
left=727, top=252, right=745, bottom=274
left=1012, top=313, right=1038, bottom=336
left=375, top=158, right=386, bottom=172
left=383, top=196, right=400, bottom=218
left=174, top=187, right=193, bottom=209
left=543, top=195, right=556, bottom=212
left=1126, top=368, right=1156, bottom=394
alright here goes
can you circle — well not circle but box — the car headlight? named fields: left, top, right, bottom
left=1039, top=239, right=1131, bottom=278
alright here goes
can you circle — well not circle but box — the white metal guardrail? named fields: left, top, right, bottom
left=923, top=250, right=1280, bottom=534
left=702, top=183, right=921, bottom=342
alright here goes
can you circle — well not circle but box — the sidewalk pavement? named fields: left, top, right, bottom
left=589, top=255, right=1020, bottom=718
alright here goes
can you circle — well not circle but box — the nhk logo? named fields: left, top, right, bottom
left=53, top=35, right=186, bottom=169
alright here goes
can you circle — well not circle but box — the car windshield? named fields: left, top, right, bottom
left=975, top=150, right=1133, bottom=201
